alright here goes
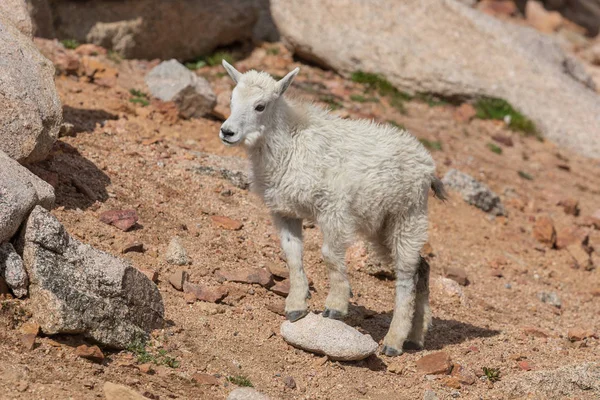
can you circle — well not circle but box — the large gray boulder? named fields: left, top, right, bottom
left=0, top=10, right=62, bottom=163
left=41, top=0, right=277, bottom=60
left=20, top=206, right=164, bottom=348
left=146, top=60, right=216, bottom=119
left=271, top=0, right=600, bottom=160
left=0, top=0, right=33, bottom=38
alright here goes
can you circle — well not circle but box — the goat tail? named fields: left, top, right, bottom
left=430, top=176, right=448, bottom=201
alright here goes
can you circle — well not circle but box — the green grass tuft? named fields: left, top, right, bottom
left=417, top=93, right=449, bottom=107
left=61, top=39, right=80, bottom=50
left=185, top=60, right=207, bottom=70
left=487, top=142, right=503, bottom=155
left=185, top=51, right=235, bottom=70
left=419, top=138, right=443, bottom=151
left=266, top=47, right=280, bottom=55
left=483, top=367, right=501, bottom=382
left=387, top=120, right=406, bottom=130
left=129, top=89, right=150, bottom=107
left=518, top=170, right=533, bottom=180
left=350, top=94, right=378, bottom=103
left=351, top=71, right=412, bottom=112
left=474, top=97, right=537, bottom=137
left=127, top=337, right=180, bottom=368
left=227, top=375, right=253, bottom=387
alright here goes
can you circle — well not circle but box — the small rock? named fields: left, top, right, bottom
left=280, top=312, right=378, bottom=361
left=138, top=364, right=154, bottom=374
left=140, top=269, right=158, bottom=283
left=184, top=291, right=196, bottom=303
left=21, top=333, right=36, bottom=350
left=451, top=363, right=477, bottom=385
left=169, top=270, right=188, bottom=291
left=219, top=268, right=274, bottom=288
left=523, top=326, right=549, bottom=338
left=75, top=344, right=105, bottom=363
left=443, top=377, right=462, bottom=389
left=283, top=376, right=296, bottom=389
left=434, top=277, right=465, bottom=301
left=192, top=373, right=220, bottom=386
left=99, top=209, right=138, bottom=231
left=145, top=59, right=216, bottom=119
left=165, top=237, right=189, bottom=265
left=453, top=103, right=476, bottom=122
left=183, top=282, right=228, bottom=303
left=416, top=352, right=452, bottom=375
left=20, top=322, right=40, bottom=336
left=555, top=226, right=588, bottom=250
left=533, top=216, right=556, bottom=247
left=211, top=215, right=244, bottom=231
left=227, top=388, right=271, bottom=400
left=566, top=244, right=592, bottom=270
left=586, top=210, right=600, bottom=229
left=267, top=263, right=289, bottom=279
left=16, top=381, right=29, bottom=393
left=270, top=280, right=290, bottom=297
left=387, top=360, right=405, bottom=375
left=103, top=382, right=149, bottom=400
left=444, top=267, right=469, bottom=286
left=442, top=169, right=506, bottom=216
left=517, top=360, right=533, bottom=371
left=122, top=242, right=145, bottom=254
left=557, top=198, right=580, bottom=216
left=538, top=291, right=561, bottom=308
left=423, top=390, right=439, bottom=400
left=267, top=301, right=286, bottom=316
left=568, top=328, right=596, bottom=342
left=0, top=242, right=28, bottom=298
left=491, top=134, right=514, bottom=147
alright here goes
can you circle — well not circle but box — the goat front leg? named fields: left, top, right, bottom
left=273, top=214, right=310, bottom=322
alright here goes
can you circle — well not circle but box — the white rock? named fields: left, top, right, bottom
left=165, top=237, right=189, bottom=266
left=227, top=388, right=271, bottom=400
left=280, top=312, right=378, bottom=361
left=442, top=169, right=505, bottom=216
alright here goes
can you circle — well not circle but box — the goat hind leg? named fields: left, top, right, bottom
left=322, top=233, right=352, bottom=320
left=405, top=256, right=431, bottom=350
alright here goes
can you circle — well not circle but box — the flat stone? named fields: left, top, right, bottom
left=267, top=301, right=285, bottom=316
left=211, top=215, right=244, bottom=231
left=283, top=376, right=296, bottom=389
left=523, top=326, right=549, bottom=338
left=0, top=242, right=28, bottom=298
left=21, top=333, right=36, bottom=350
left=99, top=209, right=138, bottom=232
left=139, top=269, right=158, bottom=283
left=451, top=363, right=477, bottom=385
left=533, top=216, right=557, bottom=247
left=165, top=237, right=189, bottom=266
left=138, top=363, right=154, bottom=374
left=566, top=244, right=591, bottom=270
left=21, top=206, right=164, bottom=349
left=267, top=263, right=289, bottom=279
left=568, top=328, right=596, bottom=342
left=103, top=382, right=150, bottom=400
left=20, top=322, right=40, bottom=336
left=442, top=169, right=506, bottom=216
left=227, top=388, right=271, bottom=400
left=280, top=312, right=378, bottom=361
left=491, top=134, right=514, bottom=147
left=416, top=352, right=452, bottom=375
left=444, top=267, right=469, bottom=286
left=183, top=282, right=228, bottom=303
left=192, top=373, right=220, bottom=386
left=270, top=280, right=290, bottom=297
left=75, top=344, right=105, bottom=363
left=555, top=226, right=588, bottom=250
left=169, top=270, right=188, bottom=291
left=219, top=268, right=274, bottom=288
left=122, top=242, right=145, bottom=254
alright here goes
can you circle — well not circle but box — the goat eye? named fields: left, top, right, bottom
left=255, top=104, right=265, bottom=112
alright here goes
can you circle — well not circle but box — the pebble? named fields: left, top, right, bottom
left=568, top=328, right=596, bottom=342
left=423, top=389, right=439, bottom=400
left=270, top=280, right=290, bottom=296
left=227, top=388, right=271, bottom=400
left=99, top=209, right=139, bottom=231
left=280, top=312, right=378, bottom=361
left=523, top=326, right=549, bottom=338
left=169, top=270, right=188, bottom=291
left=557, top=198, right=580, bottom=216
left=451, top=363, right=477, bottom=385
left=75, top=344, right=105, bottom=363
left=533, top=216, right=556, bottom=247
left=416, top=352, right=452, bottom=375
left=517, top=360, right=533, bottom=371
left=555, top=226, right=588, bottom=250
left=444, top=267, right=469, bottom=286
left=183, top=282, right=228, bottom=303
left=138, top=364, right=154, bottom=374
left=219, top=268, right=274, bottom=288
left=165, top=237, right=189, bottom=265
left=538, top=291, right=561, bottom=308
left=283, top=376, right=296, bottom=389
left=211, top=215, right=244, bottom=231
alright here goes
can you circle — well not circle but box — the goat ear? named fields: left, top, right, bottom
left=276, top=67, right=299, bottom=96
left=222, top=60, right=242, bottom=84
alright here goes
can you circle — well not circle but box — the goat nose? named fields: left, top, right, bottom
left=221, top=127, right=235, bottom=137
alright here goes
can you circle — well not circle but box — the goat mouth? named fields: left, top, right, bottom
left=220, top=138, right=240, bottom=146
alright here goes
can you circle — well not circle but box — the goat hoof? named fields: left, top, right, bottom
left=381, top=345, right=403, bottom=357
left=403, top=341, right=423, bottom=351
left=286, top=310, right=308, bottom=322
left=322, top=308, right=345, bottom=320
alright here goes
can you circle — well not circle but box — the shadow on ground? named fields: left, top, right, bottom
left=62, top=105, right=118, bottom=135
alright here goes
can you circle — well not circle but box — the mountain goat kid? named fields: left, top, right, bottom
left=219, top=60, right=446, bottom=356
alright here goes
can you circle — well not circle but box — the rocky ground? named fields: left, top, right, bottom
left=1, top=36, right=600, bottom=400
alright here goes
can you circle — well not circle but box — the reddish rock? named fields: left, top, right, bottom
left=169, top=270, right=188, bottom=291
left=138, top=363, right=154, bottom=374
left=416, top=352, right=452, bottom=375
left=491, top=134, right=514, bottom=147
left=184, top=292, right=196, bottom=304
left=568, top=328, right=597, bottom=342
left=451, top=363, right=477, bottom=385
left=183, top=282, right=228, bottom=303
left=444, top=267, right=469, bottom=286
left=555, top=226, right=588, bottom=250
left=566, top=244, right=591, bottom=270
left=219, top=268, right=274, bottom=288
left=267, top=263, right=290, bottom=279
left=267, top=301, right=286, bottom=316
left=586, top=210, right=600, bottom=230
left=523, top=326, right=549, bottom=338
left=533, top=216, right=556, bottom=247
left=453, top=103, right=476, bottom=122
left=517, top=360, right=533, bottom=371
left=99, top=209, right=139, bottom=231
left=140, top=269, right=158, bottom=283
left=20, top=322, right=40, bottom=336
left=557, top=198, right=580, bottom=216
left=54, top=51, right=80, bottom=75
left=443, top=377, right=462, bottom=389
left=192, top=373, right=220, bottom=386
left=270, top=280, right=290, bottom=297
left=75, top=344, right=105, bottom=363
left=210, top=216, right=243, bottom=231
left=122, top=242, right=145, bottom=254
left=21, top=334, right=36, bottom=350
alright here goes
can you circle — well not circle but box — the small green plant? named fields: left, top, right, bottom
left=320, top=95, right=343, bottom=111
left=417, top=93, right=449, bottom=107
left=487, top=142, right=503, bottom=155
left=129, top=88, right=150, bottom=107
left=107, top=50, right=122, bottom=64
left=185, top=59, right=207, bottom=70
left=205, top=51, right=234, bottom=67
left=350, top=94, right=378, bottom=103
left=227, top=375, right=253, bottom=387
left=474, top=97, right=537, bottom=137
left=483, top=367, right=501, bottom=382
left=518, top=170, right=533, bottom=180
left=351, top=71, right=411, bottom=112
left=127, top=337, right=180, bottom=368
left=266, top=47, right=280, bottom=55
left=419, top=138, right=443, bottom=151
left=387, top=120, right=406, bottom=130
left=61, top=39, right=80, bottom=50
